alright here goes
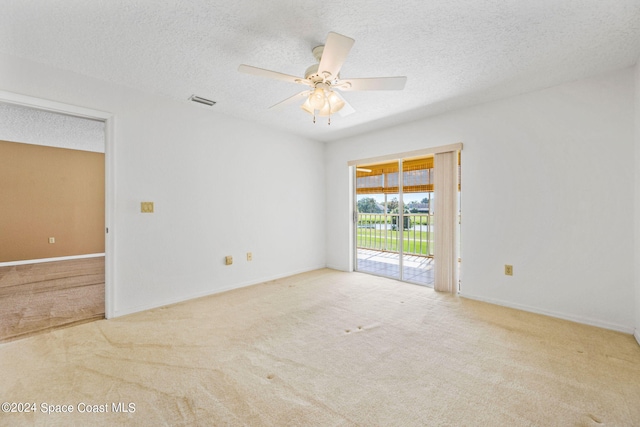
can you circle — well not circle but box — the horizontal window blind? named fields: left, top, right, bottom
left=356, top=161, right=399, bottom=194
left=356, top=153, right=460, bottom=194
left=356, top=157, right=435, bottom=194
left=402, top=157, right=434, bottom=193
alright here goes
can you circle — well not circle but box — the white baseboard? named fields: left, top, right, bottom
left=325, top=264, right=350, bottom=272
left=0, top=253, right=105, bottom=267
left=112, top=265, right=326, bottom=318
left=459, top=292, right=635, bottom=335
left=634, top=329, right=640, bottom=347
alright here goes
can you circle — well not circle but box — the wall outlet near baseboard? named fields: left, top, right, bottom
left=247, top=252, right=252, bottom=261
left=141, top=202, right=154, bottom=213
left=505, top=264, right=513, bottom=276
left=48, top=237, right=55, bottom=244
left=225, top=256, right=233, bottom=265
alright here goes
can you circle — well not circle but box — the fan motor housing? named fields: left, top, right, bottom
left=305, top=45, right=338, bottom=83
left=304, top=64, right=321, bottom=80
left=304, top=64, right=339, bottom=83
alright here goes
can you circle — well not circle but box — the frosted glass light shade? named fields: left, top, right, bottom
left=326, top=92, right=345, bottom=114
left=301, top=97, right=314, bottom=114
left=300, top=89, right=345, bottom=116
left=309, top=88, right=326, bottom=110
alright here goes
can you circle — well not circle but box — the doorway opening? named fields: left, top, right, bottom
left=0, top=91, right=114, bottom=341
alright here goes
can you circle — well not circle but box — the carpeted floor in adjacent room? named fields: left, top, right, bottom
left=1, top=268, right=639, bottom=426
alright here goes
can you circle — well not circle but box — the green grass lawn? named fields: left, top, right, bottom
left=356, top=229, right=433, bottom=256
left=357, top=214, right=434, bottom=256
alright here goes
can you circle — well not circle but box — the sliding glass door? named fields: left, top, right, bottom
left=354, top=156, right=435, bottom=286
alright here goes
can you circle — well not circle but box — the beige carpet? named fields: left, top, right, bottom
left=0, top=269, right=639, bottom=426
left=0, top=257, right=105, bottom=342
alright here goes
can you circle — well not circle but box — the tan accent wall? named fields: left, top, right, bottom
left=0, top=140, right=104, bottom=262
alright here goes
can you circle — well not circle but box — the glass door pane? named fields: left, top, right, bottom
left=354, top=161, right=401, bottom=280
left=355, top=192, right=400, bottom=280
left=402, top=191, right=434, bottom=286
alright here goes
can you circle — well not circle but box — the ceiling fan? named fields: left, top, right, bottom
left=238, top=32, right=407, bottom=124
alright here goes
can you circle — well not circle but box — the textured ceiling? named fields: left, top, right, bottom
left=1, top=0, right=639, bottom=142
left=0, top=103, right=105, bottom=153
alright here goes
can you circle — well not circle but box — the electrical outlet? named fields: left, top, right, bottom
left=141, top=202, right=154, bottom=213
left=48, top=237, right=55, bottom=244
left=505, top=265, right=513, bottom=276
left=247, top=252, right=252, bottom=261
left=225, top=256, right=233, bottom=265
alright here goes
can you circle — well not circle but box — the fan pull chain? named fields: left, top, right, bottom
left=313, top=111, right=316, bottom=124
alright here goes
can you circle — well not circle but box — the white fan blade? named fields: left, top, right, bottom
left=269, top=91, right=310, bottom=109
left=338, top=76, right=407, bottom=91
left=334, top=92, right=355, bottom=117
left=318, top=32, right=355, bottom=79
left=238, top=64, right=308, bottom=85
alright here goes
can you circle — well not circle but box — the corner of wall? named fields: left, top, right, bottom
left=636, top=59, right=640, bottom=344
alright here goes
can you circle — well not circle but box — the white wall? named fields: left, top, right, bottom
left=326, top=67, right=636, bottom=333
left=635, top=61, right=640, bottom=344
left=0, top=53, right=326, bottom=317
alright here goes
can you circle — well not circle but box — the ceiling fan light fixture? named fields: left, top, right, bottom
left=327, top=91, right=345, bottom=112
left=309, top=87, right=326, bottom=110
left=318, top=97, right=344, bottom=117
left=238, top=31, right=407, bottom=124
left=300, top=88, right=345, bottom=119
left=301, top=97, right=313, bottom=115
left=318, top=100, right=332, bottom=117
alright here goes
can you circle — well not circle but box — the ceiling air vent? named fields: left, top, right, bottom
left=189, top=95, right=216, bottom=107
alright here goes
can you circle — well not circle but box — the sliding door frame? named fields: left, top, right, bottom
left=349, top=143, right=463, bottom=285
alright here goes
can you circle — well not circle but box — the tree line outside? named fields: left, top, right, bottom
left=357, top=197, right=430, bottom=213
left=357, top=196, right=433, bottom=226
